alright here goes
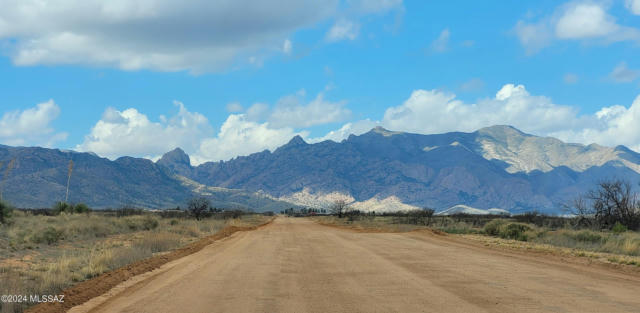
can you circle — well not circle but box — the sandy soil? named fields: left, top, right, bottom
left=69, top=217, right=640, bottom=313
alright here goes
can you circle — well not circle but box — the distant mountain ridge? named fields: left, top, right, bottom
left=2, top=125, right=640, bottom=213
left=476, top=126, right=640, bottom=174
left=0, top=145, right=297, bottom=211
left=160, top=125, right=640, bottom=214
left=435, top=205, right=510, bottom=216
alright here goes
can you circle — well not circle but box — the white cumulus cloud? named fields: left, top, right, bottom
left=555, top=3, right=619, bottom=39
left=380, top=84, right=581, bottom=136
left=77, top=102, right=213, bottom=159
left=193, top=115, right=306, bottom=164
left=514, top=2, right=640, bottom=53
left=320, top=84, right=640, bottom=152
left=0, top=100, right=68, bottom=147
left=268, top=92, right=350, bottom=128
left=246, top=90, right=351, bottom=128
left=75, top=89, right=350, bottom=163
left=555, top=95, right=640, bottom=152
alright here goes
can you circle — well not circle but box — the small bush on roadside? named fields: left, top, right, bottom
left=73, top=203, right=91, bottom=214
left=501, top=223, right=531, bottom=241
left=612, top=222, right=628, bottom=234
left=32, top=226, right=65, bottom=245
left=53, top=201, right=73, bottom=215
left=142, top=215, right=159, bottom=230
left=570, top=230, right=605, bottom=243
left=482, top=220, right=531, bottom=241
left=483, top=219, right=507, bottom=236
left=123, top=215, right=159, bottom=231
left=0, top=200, right=13, bottom=225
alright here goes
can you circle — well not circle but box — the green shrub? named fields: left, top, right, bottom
left=571, top=230, right=605, bottom=243
left=612, top=222, right=628, bottom=234
left=0, top=200, right=13, bottom=225
left=32, top=226, right=65, bottom=245
left=53, top=202, right=73, bottom=215
left=125, top=217, right=141, bottom=230
left=501, top=223, right=531, bottom=241
left=483, top=219, right=507, bottom=236
left=73, top=203, right=91, bottom=214
left=142, top=216, right=159, bottom=230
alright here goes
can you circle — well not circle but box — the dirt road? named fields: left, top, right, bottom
left=71, top=217, right=640, bottom=313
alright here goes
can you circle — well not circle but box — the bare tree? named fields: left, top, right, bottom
left=565, top=195, right=594, bottom=229
left=187, top=197, right=211, bottom=220
left=586, top=179, right=640, bottom=230
left=330, top=199, right=350, bottom=218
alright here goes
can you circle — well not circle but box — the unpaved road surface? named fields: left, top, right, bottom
left=72, top=217, right=640, bottom=313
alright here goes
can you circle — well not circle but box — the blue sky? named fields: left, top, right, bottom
left=1, top=0, right=640, bottom=164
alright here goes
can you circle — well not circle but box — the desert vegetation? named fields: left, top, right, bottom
left=0, top=200, right=12, bottom=225
left=316, top=179, right=640, bottom=264
left=315, top=212, right=640, bottom=263
left=569, top=179, right=640, bottom=230
left=0, top=204, right=269, bottom=313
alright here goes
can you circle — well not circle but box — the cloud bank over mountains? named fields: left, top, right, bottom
left=0, top=100, right=67, bottom=147
left=1, top=0, right=639, bottom=162
left=3, top=84, right=639, bottom=164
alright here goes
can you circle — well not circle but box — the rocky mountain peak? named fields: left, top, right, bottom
left=157, top=148, right=193, bottom=177
left=286, top=135, right=307, bottom=146
left=476, top=125, right=525, bottom=139
left=369, top=126, right=403, bottom=137
left=273, top=135, right=308, bottom=154
left=158, top=148, right=191, bottom=167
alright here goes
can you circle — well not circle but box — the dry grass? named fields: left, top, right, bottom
left=313, top=216, right=426, bottom=232
left=460, top=233, right=640, bottom=268
left=532, top=229, right=640, bottom=256
left=313, top=215, right=480, bottom=234
left=0, top=212, right=268, bottom=313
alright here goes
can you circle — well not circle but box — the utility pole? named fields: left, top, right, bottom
left=65, top=159, right=74, bottom=203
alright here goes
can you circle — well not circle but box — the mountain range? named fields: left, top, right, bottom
left=2, top=125, right=639, bottom=214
